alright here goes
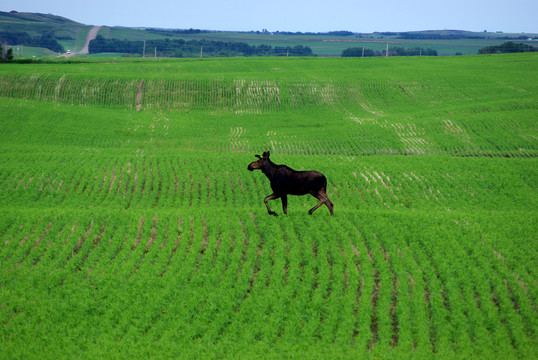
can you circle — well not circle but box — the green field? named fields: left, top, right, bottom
left=97, top=28, right=538, bottom=56
left=0, top=54, right=537, bottom=359
left=163, top=31, right=538, bottom=56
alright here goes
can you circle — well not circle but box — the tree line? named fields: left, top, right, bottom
left=378, top=32, right=535, bottom=41
left=89, top=36, right=313, bottom=57
left=478, top=41, right=536, bottom=54
left=0, top=31, right=63, bottom=53
left=342, top=46, right=438, bottom=57
left=145, top=28, right=211, bottom=35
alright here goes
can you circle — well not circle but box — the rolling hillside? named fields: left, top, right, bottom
left=1, top=11, right=537, bottom=57
left=0, top=11, right=91, bottom=56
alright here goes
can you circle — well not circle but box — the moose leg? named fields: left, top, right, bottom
left=309, top=190, right=334, bottom=216
left=264, top=193, right=280, bottom=216
left=320, top=189, right=334, bottom=215
left=324, top=195, right=334, bottom=216
left=308, top=198, right=325, bottom=215
left=281, top=195, right=288, bottom=215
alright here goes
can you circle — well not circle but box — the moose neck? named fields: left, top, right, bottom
left=262, top=159, right=278, bottom=180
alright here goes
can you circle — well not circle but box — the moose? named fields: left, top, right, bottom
left=247, top=151, right=334, bottom=216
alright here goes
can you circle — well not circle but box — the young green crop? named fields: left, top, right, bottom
left=0, top=54, right=536, bottom=359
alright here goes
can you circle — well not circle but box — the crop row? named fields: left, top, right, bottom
left=3, top=73, right=530, bottom=115
left=1, top=97, right=535, bottom=162
left=263, top=114, right=538, bottom=158
left=1, top=153, right=535, bottom=214
left=0, top=74, right=424, bottom=112
left=0, top=208, right=535, bottom=357
left=1, top=74, right=536, bottom=159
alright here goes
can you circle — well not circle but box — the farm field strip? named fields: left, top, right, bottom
left=1, top=102, right=536, bottom=165
left=1, top=150, right=536, bottom=213
left=1, top=73, right=536, bottom=115
left=1, top=72, right=536, bottom=159
left=1, top=208, right=536, bottom=357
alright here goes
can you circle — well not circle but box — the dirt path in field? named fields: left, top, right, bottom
left=78, top=26, right=102, bottom=55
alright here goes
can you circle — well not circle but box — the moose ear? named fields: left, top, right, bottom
left=255, top=154, right=261, bottom=159
left=263, top=151, right=270, bottom=158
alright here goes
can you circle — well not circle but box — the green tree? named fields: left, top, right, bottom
left=5, top=47, right=13, bottom=61
left=342, top=47, right=380, bottom=57
left=478, top=41, right=536, bottom=54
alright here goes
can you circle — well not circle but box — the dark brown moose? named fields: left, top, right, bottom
left=247, top=151, right=334, bottom=216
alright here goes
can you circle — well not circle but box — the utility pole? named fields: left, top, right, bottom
left=386, top=42, right=389, bottom=57
left=143, top=40, right=146, bottom=58
left=362, top=46, right=365, bottom=57
left=154, top=46, right=156, bottom=58
left=200, top=46, right=203, bottom=59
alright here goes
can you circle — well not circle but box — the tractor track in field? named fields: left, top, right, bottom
left=60, top=26, right=101, bottom=57
left=79, top=26, right=102, bottom=55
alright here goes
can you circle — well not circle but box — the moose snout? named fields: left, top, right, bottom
left=247, top=162, right=259, bottom=171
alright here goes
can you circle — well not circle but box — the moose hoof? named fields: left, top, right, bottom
left=269, top=211, right=278, bottom=216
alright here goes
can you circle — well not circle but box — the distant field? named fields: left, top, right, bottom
left=0, top=54, right=536, bottom=359
left=1, top=10, right=537, bottom=57
left=151, top=30, right=538, bottom=56
left=4, top=45, right=56, bottom=57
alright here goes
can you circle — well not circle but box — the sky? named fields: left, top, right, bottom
left=2, top=0, right=537, bottom=33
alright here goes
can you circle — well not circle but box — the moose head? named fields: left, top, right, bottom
left=247, top=151, right=271, bottom=171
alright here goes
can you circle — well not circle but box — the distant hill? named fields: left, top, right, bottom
left=0, top=11, right=90, bottom=55
left=0, top=11, right=536, bottom=57
left=0, top=11, right=81, bottom=24
left=0, top=11, right=84, bottom=37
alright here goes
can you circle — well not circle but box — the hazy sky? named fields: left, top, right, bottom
left=2, top=0, right=537, bottom=33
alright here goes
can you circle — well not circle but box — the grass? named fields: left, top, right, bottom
left=0, top=53, right=536, bottom=359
